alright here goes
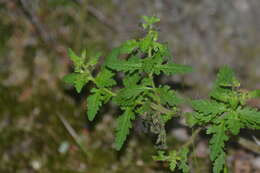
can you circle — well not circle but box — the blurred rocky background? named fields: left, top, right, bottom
left=0, top=0, right=259, bottom=173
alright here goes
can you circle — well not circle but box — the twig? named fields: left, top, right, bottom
left=238, top=137, right=260, bottom=154
left=57, top=113, right=90, bottom=157
left=183, top=127, right=202, bottom=148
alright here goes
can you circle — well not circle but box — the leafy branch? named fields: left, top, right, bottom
left=63, top=16, right=260, bottom=173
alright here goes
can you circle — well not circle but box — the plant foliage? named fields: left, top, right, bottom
left=187, top=66, right=260, bottom=173
left=64, top=16, right=260, bottom=173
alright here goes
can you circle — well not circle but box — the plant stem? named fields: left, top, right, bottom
left=103, top=88, right=116, bottom=96
left=183, top=127, right=202, bottom=148
left=57, top=114, right=90, bottom=158
left=150, top=103, right=176, bottom=115
left=238, top=137, right=260, bottom=154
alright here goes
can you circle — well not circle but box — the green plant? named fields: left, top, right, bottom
left=185, top=66, right=260, bottom=173
left=63, top=16, right=260, bottom=173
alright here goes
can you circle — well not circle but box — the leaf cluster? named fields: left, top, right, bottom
left=105, top=16, right=191, bottom=150
left=153, top=147, right=189, bottom=173
left=63, top=49, right=117, bottom=121
left=186, top=66, right=260, bottom=173
left=64, top=16, right=192, bottom=151
left=63, top=16, right=260, bottom=173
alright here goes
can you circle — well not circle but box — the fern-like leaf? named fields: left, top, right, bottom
left=155, top=63, right=192, bottom=75
left=178, top=147, right=189, bottom=173
left=225, top=112, right=244, bottom=135
left=215, top=66, right=240, bottom=87
left=213, top=152, right=226, bottom=173
left=238, top=107, right=260, bottom=129
left=63, top=73, right=89, bottom=93
left=87, top=89, right=103, bottom=121
left=191, top=100, right=226, bottom=115
left=207, top=125, right=229, bottom=162
left=115, top=108, right=135, bottom=150
left=95, top=68, right=116, bottom=88
left=157, top=85, right=183, bottom=106
left=168, top=151, right=178, bottom=171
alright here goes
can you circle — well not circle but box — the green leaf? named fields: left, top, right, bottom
left=105, top=47, right=121, bottom=67
left=142, top=16, right=160, bottom=29
left=106, top=54, right=142, bottom=73
left=213, top=152, right=226, bottom=173
left=210, top=87, right=233, bottom=103
left=191, top=100, right=226, bottom=115
left=74, top=74, right=89, bottom=93
left=157, top=85, right=183, bottom=106
left=63, top=73, right=79, bottom=85
left=155, top=63, right=193, bottom=75
left=87, top=89, right=103, bottom=121
left=225, top=112, right=243, bottom=135
left=119, top=40, right=139, bottom=54
left=123, top=73, right=141, bottom=87
left=68, top=48, right=82, bottom=66
left=87, top=52, right=101, bottom=67
left=178, top=147, right=189, bottom=173
left=114, top=86, right=146, bottom=106
left=207, top=125, right=229, bottom=161
left=238, top=107, right=260, bottom=129
left=63, top=73, right=89, bottom=93
left=168, top=150, right=178, bottom=172
left=139, top=34, right=154, bottom=52
left=105, top=42, right=141, bottom=73
left=185, top=112, right=200, bottom=127
left=215, top=66, right=240, bottom=87
left=95, top=69, right=116, bottom=88
left=115, top=108, right=135, bottom=150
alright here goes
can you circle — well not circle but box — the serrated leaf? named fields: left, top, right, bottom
left=207, top=125, right=229, bottom=161
left=210, top=87, right=233, bottom=103
left=191, top=100, right=226, bottom=115
left=105, top=47, right=120, bottom=67
left=74, top=74, right=89, bottom=93
left=155, top=63, right=193, bottom=75
left=87, top=89, right=103, bottom=121
left=157, top=85, right=183, bottom=106
left=63, top=73, right=89, bottom=93
left=106, top=53, right=142, bottom=73
left=95, top=68, right=116, bottom=88
left=123, top=73, right=141, bottom=87
left=114, top=86, right=146, bottom=106
left=238, top=107, right=260, bottom=129
left=119, top=40, right=138, bottom=54
left=225, top=112, right=243, bottom=135
left=115, top=108, right=135, bottom=150
left=68, top=48, right=83, bottom=67
left=168, top=150, right=178, bottom=171
left=178, top=147, right=189, bottom=173
left=142, top=16, right=160, bottom=29
left=87, top=52, right=101, bottom=66
left=213, top=152, right=226, bottom=173
left=215, top=66, right=240, bottom=87
left=63, top=73, right=79, bottom=85
left=139, top=34, right=154, bottom=52
left=185, top=112, right=200, bottom=127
